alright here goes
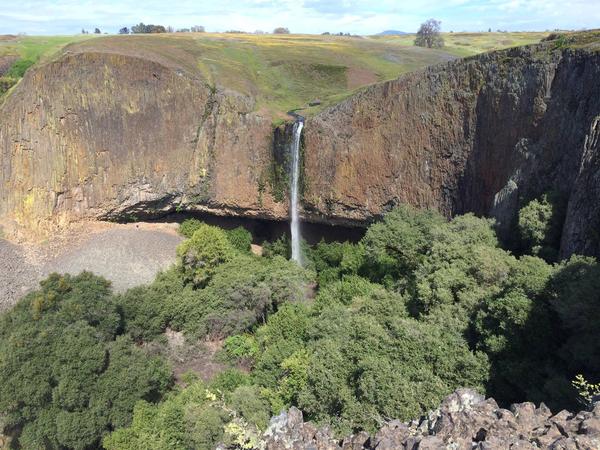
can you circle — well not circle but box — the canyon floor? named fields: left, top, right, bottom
left=0, top=222, right=182, bottom=309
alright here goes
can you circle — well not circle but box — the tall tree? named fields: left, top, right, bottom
left=119, top=27, right=129, bottom=34
left=414, top=19, right=444, bottom=48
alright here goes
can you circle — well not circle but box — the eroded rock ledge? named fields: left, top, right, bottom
left=262, top=389, right=600, bottom=449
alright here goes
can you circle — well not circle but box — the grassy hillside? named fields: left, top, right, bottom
left=372, top=31, right=550, bottom=57
left=0, top=31, right=549, bottom=117
left=0, top=34, right=96, bottom=63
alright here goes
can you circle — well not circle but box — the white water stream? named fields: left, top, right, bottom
left=290, top=120, right=304, bottom=265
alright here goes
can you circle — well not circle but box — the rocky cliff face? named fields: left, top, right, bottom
left=303, top=41, right=600, bottom=258
left=261, top=389, right=600, bottom=449
left=1, top=36, right=600, bottom=257
left=0, top=50, right=286, bottom=234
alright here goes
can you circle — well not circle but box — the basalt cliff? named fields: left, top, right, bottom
left=1, top=34, right=600, bottom=257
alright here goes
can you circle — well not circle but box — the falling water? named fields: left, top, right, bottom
left=290, top=119, right=304, bottom=265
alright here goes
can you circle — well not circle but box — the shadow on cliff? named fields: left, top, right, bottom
left=150, top=211, right=365, bottom=246
left=478, top=255, right=600, bottom=413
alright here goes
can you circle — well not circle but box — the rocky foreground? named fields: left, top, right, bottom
left=261, top=389, right=600, bottom=449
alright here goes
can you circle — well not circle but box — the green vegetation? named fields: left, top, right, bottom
left=373, top=31, right=549, bottom=58
left=517, top=194, right=564, bottom=261
left=0, top=31, right=549, bottom=114
left=0, top=273, right=172, bottom=449
left=177, top=223, right=235, bottom=287
left=2, top=201, right=599, bottom=448
left=572, top=375, right=600, bottom=408
left=179, top=219, right=252, bottom=253
left=0, top=35, right=96, bottom=96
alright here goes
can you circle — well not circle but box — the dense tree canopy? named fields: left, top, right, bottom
left=0, top=273, right=172, bottom=449
left=2, top=202, right=598, bottom=448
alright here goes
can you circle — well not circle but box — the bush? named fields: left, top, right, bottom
left=549, top=256, right=600, bottom=382
left=413, top=214, right=510, bottom=323
left=308, top=240, right=365, bottom=285
left=228, top=385, right=271, bottom=429
left=518, top=194, right=562, bottom=260
left=262, top=234, right=290, bottom=259
left=179, top=218, right=203, bottom=238
left=104, top=382, right=228, bottom=450
left=0, top=76, right=17, bottom=94
left=226, top=226, right=252, bottom=253
left=116, top=267, right=186, bottom=341
left=223, top=334, right=259, bottom=361
left=177, top=224, right=235, bottom=286
left=300, top=293, right=488, bottom=433
left=174, top=255, right=310, bottom=338
left=361, top=206, right=444, bottom=285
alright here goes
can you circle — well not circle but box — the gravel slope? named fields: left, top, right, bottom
left=0, top=223, right=182, bottom=310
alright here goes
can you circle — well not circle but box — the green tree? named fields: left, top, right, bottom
left=518, top=194, right=562, bottom=260
left=226, top=226, right=253, bottom=253
left=414, top=19, right=444, bottom=48
left=361, top=205, right=444, bottom=285
left=173, top=255, right=310, bottom=338
left=177, top=224, right=235, bottom=287
left=0, top=273, right=172, bottom=449
left=178, top=218, right=203, bottom=238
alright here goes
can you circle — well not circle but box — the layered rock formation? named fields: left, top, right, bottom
left=0, top=49, right=286, bottom=234
left=303, top=38, right=600, bottom=258
left=263, top=389, right=600, bottom=449
left=1, top=34, right=600, bottom=257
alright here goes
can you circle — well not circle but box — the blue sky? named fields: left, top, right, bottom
left=0, top=0, right=598, bottom=35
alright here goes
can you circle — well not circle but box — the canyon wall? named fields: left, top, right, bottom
left=1, top=37, right=600, bottom=257
left=303, top=43, right=600, bottom=258
left=0, top=50, right=287, bottom=233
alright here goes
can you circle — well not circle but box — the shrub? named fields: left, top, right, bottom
left=413, top=214, right=511, bottom=323
left=104, top=382, right=228, bottom=450
left=518, top=195, right=561, bottom=259
left=308, top=240, right=365, bottom=285
left=6, top=58, right=35, bottom=78
left=549, top=256, right=600, bottom=381
left=223, top=334, right=259, bottom=361
left=179, top=218, right=203, bottom=238
left=0, top=76, right=17, bottom=94
left=116, top=267, right=185, bottom=341
left=262, top=234, right=290, bottom=259
left=519, top=197, right=553, bottom=246
left=228, top=385, right=271, bottom=429
left=177, top=224, right=235, bottom=287
left=226, top=226, right=252, bottom=253
left=361, top=206, right=444, bottom=285
left=298, top=296, right=488, bottom=433
left=173, top=255, right=310, bottom=338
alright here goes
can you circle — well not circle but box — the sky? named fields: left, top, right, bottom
left=0, top=0, right=598, bottom=36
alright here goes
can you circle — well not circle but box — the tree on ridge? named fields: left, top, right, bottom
left=415, top=18, right=444, bottom=48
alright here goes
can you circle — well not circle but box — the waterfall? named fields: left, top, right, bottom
left=290, top=119, right=304, bottom=265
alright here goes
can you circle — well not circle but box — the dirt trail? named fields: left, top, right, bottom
left=0, top=222, right=182, bottom=310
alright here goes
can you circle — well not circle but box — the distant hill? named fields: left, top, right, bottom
left=377, top=30, right=409, bottom=35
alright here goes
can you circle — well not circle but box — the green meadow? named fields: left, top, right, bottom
left=1, top=31, right=550, bottom=116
